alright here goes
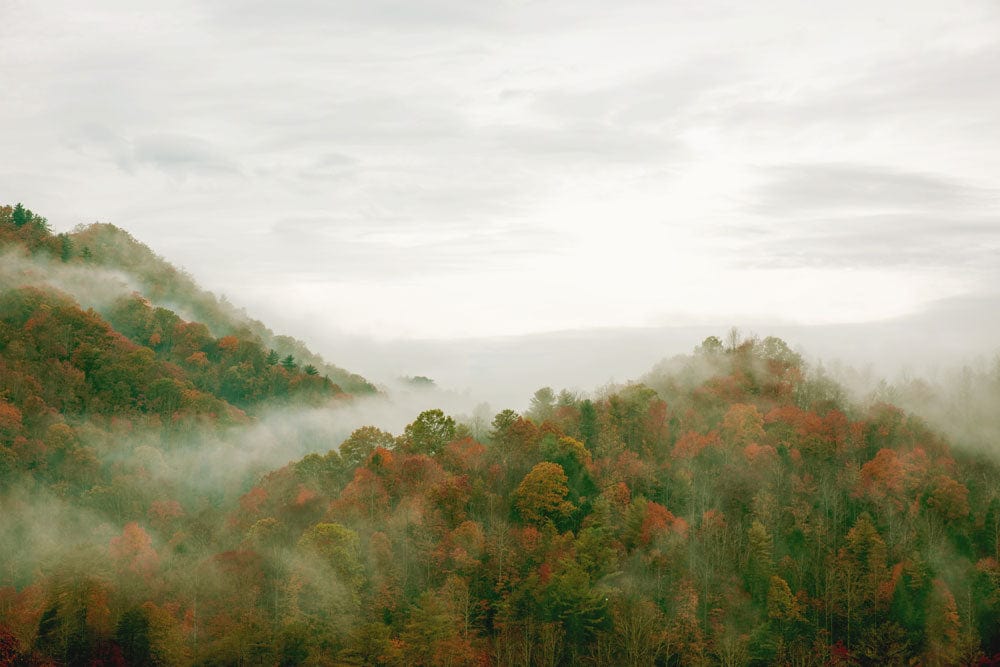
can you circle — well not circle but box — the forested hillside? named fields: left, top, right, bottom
left=0, top=204, right=375, bottom=401
left=1, top=205, right=999, bottom=665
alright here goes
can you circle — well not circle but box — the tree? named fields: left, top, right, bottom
left=403, top=409, right=456, bottom=456
left=746, top=520, right=773, bottom=603
left=578, top=400, right=598, bottom=451
left=924, top=579, right=961, bottom=666
left=844, top=513, right=889, bottom=627
left=281, top=354, right=297, bottom=371
left=925, top=475, right=970, bottom=521
left=514, top=462, right=575, bottom=526
left=767, top=575, right=804, bottom=624
left=609, top=596, right=669, bottom=665
left=857, top=622, right=911, bottom=665
left=758, top=336, right=802, bottom=368
left=402, top=375, right=436, bottom=388
left=542, top=560, right=610, bottom=660
left=110, top=522, right=159, bottom=580
left=290, top=523, right=365, bottom=635
left=697, top=335, right=724, bottom=355
left=32, top=562, right=115, bottom=665
left=11, top=203, right=29, bottom=228
left=490, top=408, right=521, bottom=446
left=528, top=387, right=556, bottom=423
left=339, top=621, right=391, bottom=666
left=540, top=435, right=592, bottom=496
left=59, top=234, right=74, bottom=262
left=726, top=327, right=741, bottom=352
left=0, top=401, right=22, bottom=439
left=296, top=522, right=364, bottom=593
left=217, top=335, right=240, bottom=353
left=340, top=425, right=397, bottom=468
left=722, top=403, right=765, bottom=449
left=398, top=590, right=477, bottom=666
left=856, top=449, right=905, bottom=510
left=116, top=608, right=152, bottom=666
left=669, top=579, right=707, bottom=663
left=146, top=377, right=184, bottom=416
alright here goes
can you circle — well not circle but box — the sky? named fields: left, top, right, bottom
left=2, top=0, right=999, bottom=349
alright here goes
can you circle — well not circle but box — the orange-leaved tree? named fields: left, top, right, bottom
left=514, top=462, right=575, bottom=526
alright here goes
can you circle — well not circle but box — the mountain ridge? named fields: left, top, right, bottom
left=0, top=204, right=376, bottom=406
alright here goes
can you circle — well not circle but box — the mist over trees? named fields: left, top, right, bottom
left=1, top=206, right=999, bottom=664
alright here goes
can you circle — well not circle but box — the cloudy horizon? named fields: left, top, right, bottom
left=2, top=0, right=999, bottom=345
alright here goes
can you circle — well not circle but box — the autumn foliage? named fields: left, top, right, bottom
left=1, top=208, right=999, bottom=664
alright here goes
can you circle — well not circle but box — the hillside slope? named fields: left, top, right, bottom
left=0, top=204, right=998, bottom=665
left=0, top=204, right=374, bottom=411
left=68, top=221, right=375, bottom=396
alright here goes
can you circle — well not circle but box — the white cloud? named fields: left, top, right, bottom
left=1, top=0, right=998, bottom=347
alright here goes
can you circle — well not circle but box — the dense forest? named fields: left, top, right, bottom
left=1, top=204, right=999, bottom=665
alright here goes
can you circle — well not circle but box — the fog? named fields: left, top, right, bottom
left=4, top=246, right=999, bottom=661
left=3, top=0, right=999, bottom=657
left=0, top=387, right=476, bottom=577
left=301, top=292, right=1000, bottom=414
left=5, top=236, right=999, bottom=467
left=136, top=384, right=488, bottom=497
left=0, top=247, right=139, bottom=312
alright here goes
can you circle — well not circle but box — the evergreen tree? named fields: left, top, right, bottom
left=116, top=608, right=153, bottom=666
left=59, top=233, right=74, bottom=262
left=579, top=399, right=598, bottom=451
left=12, top=202, right=30, bottom=228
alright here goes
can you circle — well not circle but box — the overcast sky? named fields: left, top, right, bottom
left=2, top=0, right=999, bottom=344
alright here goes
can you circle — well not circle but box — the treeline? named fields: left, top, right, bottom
left=2, top=331, right=999, bottom=664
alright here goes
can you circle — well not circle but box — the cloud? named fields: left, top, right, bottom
left=734, top=213, right=1000, bottom=270
left=752, top=163, right=996, bottom=215
left=4, top=0, right=1000, bottom=341
left=130, top=133, right=239, bottom=175
left=709, top=41, right=1000, bottom=141
left=478, top=56, right=740, bottom=166
left=810, top=43, right=1000, bottom=123
left=731, top=163, right=1000, bottom=271
left=252, top=217, right=563, bottom=282
left=209, top=0, right=505, bottom=33
left=485, top=121, right=684, bottom=164
left=65, top=126, right=239, bottom=177
left=265, top=96, right=471, bottom=150
left=522, top=55, right=742, bottom=124
left=0, top=247, right=140, bottom=311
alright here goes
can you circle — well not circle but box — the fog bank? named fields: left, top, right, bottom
left=311, top=292, right=1000, bottom=412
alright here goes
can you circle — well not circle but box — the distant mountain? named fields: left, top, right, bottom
left=332, top=292, right=1000, bottom=412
